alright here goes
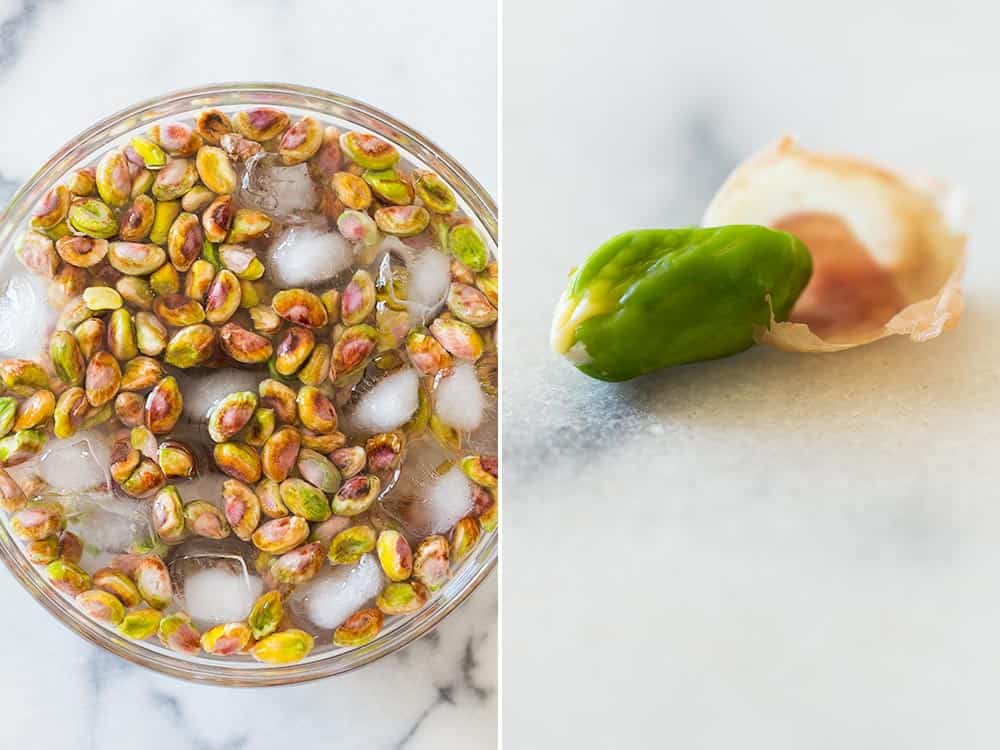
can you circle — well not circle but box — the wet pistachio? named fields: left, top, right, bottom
left=13, top=390, right=55, bottom=432
left=57, top=530, right=84, bottom=565
left=151, top=295, right=204, bottom=329
left=131, top=169, right=154, bottom=198
left=196, top=146, right=237, bottom=195
left=446, top=282, right=497, bottom=328
left=325, top=525, right=375, bottom=566
left=405, top=329, right=452, bottom=376
left=66, top=168, right=96, bottom=197
left=252, top=515, right=310, bottom=554
left=450, top=516, right=482, bottom=563
left=107, top=242, right=167, bottom=276
left=10, top=501, right=63, bottom=541
left=131, top=312, right=166, bottom=358
left=272, top=288, right=328, bottom=328
left=296, top=343, right=331, bottom=387
left=250, top=305, right=282, bottom=335
left=149, top=262, right=180, bottom=296
left=109, top=434, right=141, bottom=483
left=181, top=185, right=216, bottom=213
left=330, top=446, right=367, bottom=479
left=295, top=449, right=341, bottom=495
left=157, top=440, right=196, bottom=481
left=333, top=607, right=383, bottom=648
left=460, top=455, right=498, bottom=489
left=378, top=580, right=429, bottom=616
left=26, top=537, right=59, bottom=565
left=252, top=628, right=314, bottom=664
left=255, top=478, right=287, bottom=519
left=413, top=170, right=457, bottom=213
left=166, top=212, right=204, bottom=272
left=331, top=324, right=378, bottom=379
left=363, top=168, right=413, bottom=205
left=46, top=558, right=91, bottom=596
left=219, top=479, right=260, bottom=542
left=274, top=327, right=315, bottom=376
left=239, top=279, right=264, bottom=309
left=207, top=390, right=257, bottom=444
left=107, top=308, right=138, bottom=361
left=84, top=351, right=122, bottom=407
left=0, top=397, right=13, bottom=439
left=218, top=244, right=264, bottom=282
left=375, top=205, right=430, bottom=237
left=200, top=622, right=252, bottom=656
left=233, top=108, right=290, bottom=142
left=296, top=386, right=337, bottom=434
left=278, top=116, right=323, bottom=165
left=204, top=269, right=242, bottom=325
left=261, top=426, right=301, bottom=483
left=248, top=590, right=283, bottom=640
left=0, top=467, right=27, bottom=512
left=413, top=535, right=451, bottom=591
left=120, top=457, right=165, bottom=498
left=15, top=230, right=58, bottom=278
left=365, top=432, right=405, bottom=473
left=49, top=330, right=85, bottom=387
left=429, top=317, right=484, bottom=361
left=258, top=379, right=298, bottom=424
left=117, top=608, right=162, bottom=640
left=115, top=196, right=154, bottom=245
left=183, top=500, right=231, bottom=540
left=132, top=424, right=158, bottom=458
left=214, top=326, right=270, bottom=370
left=30, top=184, right=71, bottom=232
left=96, top=150, right=132, bottom=207
left=151, top=123, right=203, bottom=157
left=129, top=136, right=167, bottom=170
left=331, top=474, right=380, bottom=517
left=81, top=286, right=121, bottom=313
left=185, top=259, right=216, bottom=302
left=340, top=132, right=399, bottom=170
left=376, top=529, right=413, bottom=581
left=298, top=427, right=343, bottom=453
left=278, top=478, right=330, bottom=523
left=476, top=261, right=499, bottom=307
left=119, top=356, right=162, bottom=392
left=72, top=317, right=103, bottom=359
left=145, top=376, right=182, bottom=435
left=450, top=258, right=476, bottom=286
left=338, top=270, right=375, bottom=327
left=164, top=324, right=216, bottom=368
left=150, top=485, right=186, bottom=544
left=67, top=197, right=117, bottom=239
left=429, top=413, right=462, bottom=453
left=213, top=441, right=262, bottom=484
left=448, top=224, right=489, bottom=272
left=53, top=387, right=88, bottom=438
left=152, top=158, right=199, bottom=201
left=0, top=360, right=49, bottom=397
left=309, top=125, right=343, bottom=178
left=242, top=408, right=275, bottom=448
left=135, top=556, right=172, bottom=609
left=114, top=391, right=145, bottom=427
left=93, top=568, right=142, bottom=607
left=149, top=199, right=181, bottom=245
left=196, top=109, right=232, bottom=146
left=227, top=208, right=272, bottom=244
left=48, top=265, right=88, bottom=308
left=158, top=613, right=201, bottom=655
left=331, top=171, right=372, bottom=210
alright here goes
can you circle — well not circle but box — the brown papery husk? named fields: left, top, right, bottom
left=702, top=136, right=967, bottom=352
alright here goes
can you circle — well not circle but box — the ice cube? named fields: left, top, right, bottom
left=406, top=249, right=451, bottom=322
left=177, top=369, right=261, bottom=421
left=61, top=493, right=154, bottom=569
left=267, top=226, right=354, bottom=288
left=289, top=553, right=383, bottom=630
left=240, top=154, right=317, bottom=222
left=0, top=269, right=54, bottom=359
left=413, top=466, right=475, bottom=536
left=434, top=362, right=487, bottom=431
left=36, top=434, right=109, bottom=493
left=175, top=560, right=264, bottom=626
left=347, top=367, right=419, bottom=434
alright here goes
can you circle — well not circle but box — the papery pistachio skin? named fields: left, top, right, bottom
left=376, top=529, right=413, bottom=581
left=223, top=479, right=262, bottom=541
left=135, top=556, right=173, bottom=610
left=252, top=629, right=314, bottom=664
left=57, top=530, right=84, bottom=565
left=248, top=590, right=284, bottom=640
left=279, top=478, right=331, bottom=522
left=17, top=231, right=59, bottom=277
left=365, top=432, right=405, bottom=474
left=152, top=486, right=187, bottom=543
left=158, top=613, right=202, bottom=655
left=413, top=535, right=451, bottom=591
left=119, top=195, right=155, bottom=241
left=251, top=515, right=310, bottom=554
left=219, top=244, right=264, bottom=280
left=196, top=109, right=233, bottom=146
left=183, top=500, right=231, bottom=540
left=110, top=435, right=140, bottom=483
left=328, top=525, right=377, bottom=565
left=214, top=442, right=262, bottom=484
left=201, top=622, right=253, bottom=656
left=333, top=608, right=383, bottom=648
left=330, top=474, right=381, bottom=517
left=118, top=608, right=162, bottom=640
left=377, top=580, right=429, bottom=615
left=94, top=568, right=142, bottom=607
left=270, top=541, right=325, bottom=584
left=47, top=559, right=92, bottom=596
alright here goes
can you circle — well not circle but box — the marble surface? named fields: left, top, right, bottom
left=0, top=1, right=496, bottom=749
left=504, top=1, right=1000, bottom=748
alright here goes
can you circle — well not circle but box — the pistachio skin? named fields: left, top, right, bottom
left=552, top=226, right=813, bottom=381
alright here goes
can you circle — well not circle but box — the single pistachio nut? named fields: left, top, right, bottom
left=156, top=439, right=196, bottom=479
left=256, top=478, right=288, bottom=518
left=47, top=559, right=91, bottom=596
left=53, top=387, right=89, bottom=438
left=84, top=351, right=122, bottom=407
left=340, top=132, right=399, bottom=170
left=131, top=424, right=159, bottom=457
left=131, top=169, right=154, bottom=198
left=129, top=136, right=167, bottom=170
left=460, top=455, right=498, bottom=489
left=0, top=467, right=27, bottom=512
left=27, top=537, right=59, bottom=565
left=429, top=317, right=484, bottom=361
left=226, top=209, right=271, bottom=244
left=50, top=330, right=86, bottom=387
left=404, top=330, right=452, bottom=376
left=107, top=242, right=167, bottom=276
left=279, top=478, right=331, bottom=522
left=365, top=432, right=405, bottom=474
left=331, top=324, right=378, bottom=379
left=0, top=397, right=14, bottom=439
left=340, top=270, right=376, bottom=327
left=109, top=435, right=141, bottom=483
left=296, top=386, right=338, bottom=435
left=309, top=125, right=343, bottom=179
left=376, top=529, right=413, bottom=581
left=250, top=305, right=282, bottom=335
left=414, top=170, right=457, bottom=213
left=300, top=429, right=346, bottom=454
left=145, top=375, right=183, bottom=435
left=220, top=131, right=262, bottom=161
left=107, top=308, right=138, bottom=361
left=297, top=343, right=331, bottom=387
left=0, top=359, right=50, bottom=396
left=80, top=402, right=113, bottom=431
left=16, top=230, right=59, bottom=277
left=413, top=535, right=451, bottom=591
left=149, top=256, right=182, bottom=298
left=450, top=516, right=482, bottom=563
left=196, top=109, right=232, bottom=146
left=152, top=486, right=187, bottom=543
left=55, top=238, right=111, bottom=275
left=336, top=209, right=379, bottom=245
left=377, top=580, right=429, bottom=615
left=158, top=612, right=201, bottom=655
left=252, top=628, right=314, bottom=664
left=13, top=390, right=55, bottom=432
left=279, top=116, right=324, bottom=165
left=252, top=515, right=310, bottom=554
left=117, top=608, right=162, bottom=640
left=11, top=501, right=63, bottom=541
left=331, top=474, right=380, bottom=517
left=119, top=355, right=162, bottom=392
left=451, top=257, right=476, bottom=285
left=333, top=607, right=383, bottom=648
left=66, top=167, right=96, bottom=196
left=31, top=184, right=71, bottom=231
left=114, top=391, right=145, bottom=427
left=153, top=294, right=205, bottom=328
left=363, top=167, right=413, bottom=205
left=219, top=244, right=264, bottom=281
left=446, top=282, right=497, bottom=328
left=96, top=150, right=132, bottom=207
left=135, top=556, right=172, bottom=609
left=331, top=171, right=372, bottom=210
left=330, top=446, right=367, bottom=479
left=327, top=525, right=376, bottom=566
left=181, top=184, right=216, bottom=213
left=120, top=457, right=166, bottom=498
left=166, top=212, right=204, bottom=272
left=248, top=590, right=283, bottom=640
left=375, top=205, right=430, bottom=237
left=196, top=146, right=238, bottom=195
left=222, top=479, right=261, bottom=541
left=204, top=269, right=242, bottom=325
left=272, top=288, right=328, bottom=329
left=73, top=317, right=104, bottom=359
left=448, top=224, right=489, bottom=272
left=271, top=541, right=326, bottom=585
left=244, top=407, right=276, bottom=448
left=164, top=324, right=216, bottom=368
left=185, top=259, right=217, bottom=301
left=93, top=568, right=141, bottom=607
left=296, top=448, right=342, bottom=494
left=134, top=312, right=168, bottom=358
left=208, top=390, right=257, bottom=443
left=211, top=441, right=260, bottom=484
left=115, top=194, right=155, bottom=242
left=149, top=200, right=181, bottom=245
left=476, top=261, right=499, bottom=307
left=182, top=499, right=231, bottom=540
left=58, top=530, right=84, bottom=564
left=233, top=108, right=290, bottom=142
left=274, top=326, right=315, bottom=376
left=68, top=198, right=118, bottom=239
left=151, top=123, right=203, bottom=157
left=258, top=379, right=298, bottom=424
left=152, top=158, right=199, bottom=201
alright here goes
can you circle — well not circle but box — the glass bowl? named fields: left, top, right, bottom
left=0, top=83, right=497, bottom=685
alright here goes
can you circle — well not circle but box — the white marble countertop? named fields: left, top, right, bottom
left=0, top=1, right=496, bottom=748
left=504, top=1, right=1000, bottom=747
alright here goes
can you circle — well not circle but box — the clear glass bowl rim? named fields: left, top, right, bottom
left=0, top=82, right=497, bottom=686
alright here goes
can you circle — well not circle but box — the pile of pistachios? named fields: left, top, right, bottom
left=0, top=105, right=498, bottom=664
